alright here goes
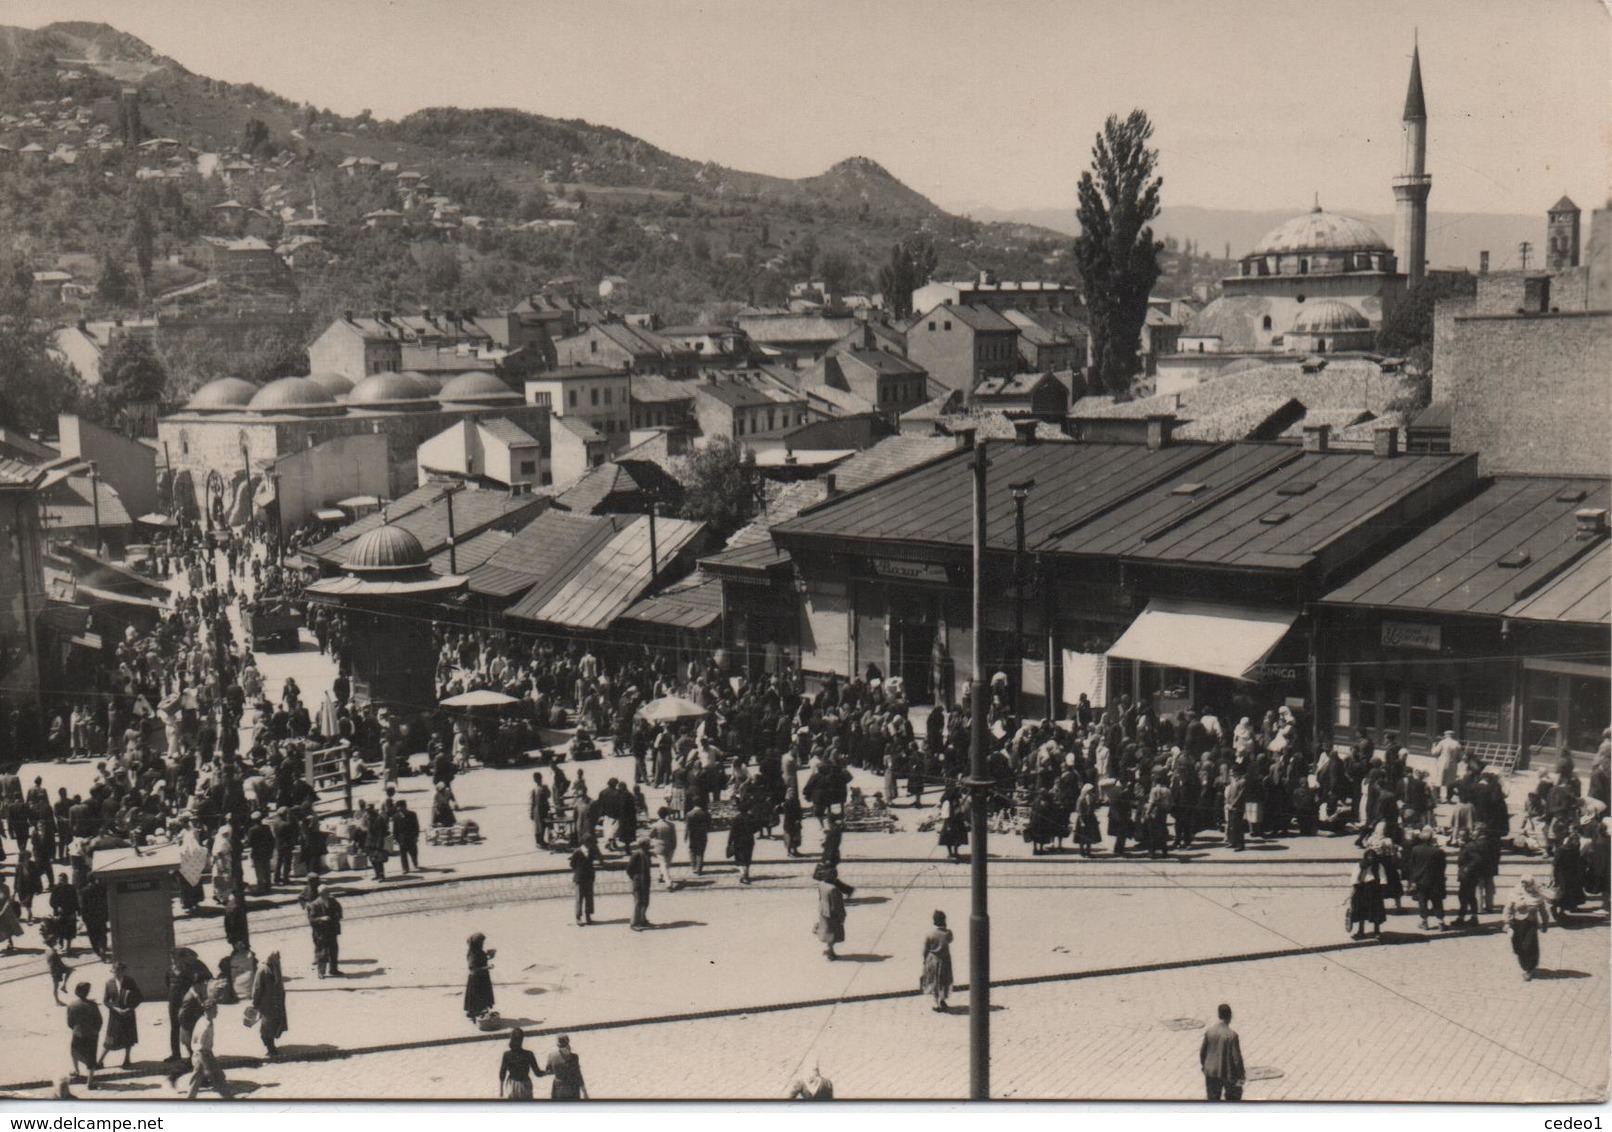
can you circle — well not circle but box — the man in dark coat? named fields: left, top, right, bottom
left=1454, top=830, right=1486, bottom=926
left=1200, top=1003, right=1246, bottom=1101
left=301, top=877, right=342, bottom=977
left=391, top=801, right=420, bottom=874
left=569, top=844, right=595, bottom=925
left=626, top=839, right=652, bottom=930
left=1404, top=828, right=1448, bottom=930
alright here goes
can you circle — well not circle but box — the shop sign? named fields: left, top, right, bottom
left=870, top=557, right=949, bottom=584
left=1381, top=621, right=1441, bottom=651
left=1249, top=664, right=1300, bottom=682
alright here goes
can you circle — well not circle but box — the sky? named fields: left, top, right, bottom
left=2, top=0, right=1607, bottom=218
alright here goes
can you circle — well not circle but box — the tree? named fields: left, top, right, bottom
left=818, top=249, right=853, bottom=299
left=1074, top=109, right=1164, bottom=397
left=97, top=253, right=135, bottom=308
left=0, top=320, right=78, bottom=432
left=1376, top=272, right=1476, bottom=378
left=131, top=192, right=155, bottom=288
left=242, top=117, right=272, bottom=156
left=877, top=233, right=938, bottom=319
left=97, top=334, right=167, bottom=416
left=677, top=437, right=762, bottom=537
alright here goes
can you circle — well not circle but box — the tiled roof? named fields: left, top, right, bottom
left=427, top=527, right=513, bottom=575
left=913, top=303, right=1017, bottom=333
left=0, top=455, right=44, bottom=487
left=554, top=459, right=684, bottom=515
left=1323, top=475, right=1612, bottom=622
left=1173, top=397, right=1303, bottom=442
left=477, top=418, right=540, bottom=447
left=629, top=372, right=697, bottom=404
left=736, top=314, right=856, bottom=344
left=696, top=376, right=801, bottom=409
left=506, top=515, right=706, bottom=629
left=831, top=436, right=958, bottom=494
left=557, top=417, right=605, bottom=443
left=42, top=475, right=131, bottom=530
left=466, top=511, right=627, bottom=599
left=804, top=383, right=877, bottom=416
left=974, top=372, right=1063, bottom=398
left=1072, top=358, right=1416, bottom=423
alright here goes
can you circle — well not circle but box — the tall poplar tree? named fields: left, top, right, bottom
left=1074, top=110, right=1164, bottom=396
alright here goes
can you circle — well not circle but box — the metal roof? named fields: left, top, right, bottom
left=308, top=487, right=546, bottom=568
left=1117, top=448, right=1473, bottom=572
left=465, top=511, right=627, bottom=599
left=506, top=515, right=706, bottom=629
left=1504, top=541, right=1611, bottom=625
left=1323, top=476, right=1612, bottom=622
left=774, top=441, right=1215, bottom=556
left=619, top=573, right=724, bottom=630
left=427, top=527, right=513, bottom=575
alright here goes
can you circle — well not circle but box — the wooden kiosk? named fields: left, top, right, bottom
left=91, top=844, right=184, bottom=1000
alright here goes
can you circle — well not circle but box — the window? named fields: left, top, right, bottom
left=603, top=388, right=612, bottom=405
left=1261, top=316, right=1272, bottom=331
left=590, top=388, right=599, bottom=406
left=519, top=460, right=536, bottom=476
left=736, top=417, right=744, bottom=436
left=944, top=320, right=952, bottom=331
left=589, top=339, right=598, bottom=353
left=767, top=410, right=776, bottom=431
left=928, top=321, right=936, bottom=331
left=568, top=389, right=577, bottom=408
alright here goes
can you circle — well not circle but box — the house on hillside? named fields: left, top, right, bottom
left=524, top=365, right=632, bottom=451
left=554, top=322, right=699, bottom=378
left=694, top=373, right=808, bottom=446
left=417, top=417, right=547, bottom=490
left=905, top=303, right=1019, bottom=397
left=972, top=372, right=1070, bottom=419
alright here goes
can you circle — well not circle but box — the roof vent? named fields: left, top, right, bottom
left=1258, top=512, right=1290, bottom=525
left=1277, top=481, right=1317, bottom=497
left=1555, top=488, right=1589, bottom=504
left=1170, top=481, right=1206, bottom=496
left=1373, top=426, right=1400, bottom=459
left=1574, top=508, right=1609, bottom=541
left=1301, top=424, right=1330, bottom=452
left=1497, top=548, right=1532, bottom=569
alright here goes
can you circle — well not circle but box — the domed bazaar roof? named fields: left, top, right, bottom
left=401, top=371, right=445, bottom=394
left=439, top=371, right=521, bottom=403
left=305, top=371, right=355, bottom=398
left=1251, top=209, right=1389, bottom=255
left=248, top=377, right=340, bottom=413
left=186, top=376, right=260, bottom=411
left=347, top=371, right=438, bottom=408
left=1183, top=295, right=1278, bottom=352
left=1292, top=300, right=1369, bottom=333
left=345, top=524, right=428, bottom=572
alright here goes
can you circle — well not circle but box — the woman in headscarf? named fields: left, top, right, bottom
left=463, top=933, right=496, bottom=1023
left=0, top=880, right=23, bottom=953
left=815, top=863, right=847, bottom=961
left=1073, top=783, right=1101, bottom=857
left=1551, top=829, right=1587, bottom=915
left=936, top=783, right=967, bottom=862
left=920, top=910, right=954, bottom=1012
left=1503, top=874, right=1552, bottom=980
left=250, top=951, right=288, bottom=1057
left=498, top=1028, right=543, bottom=1099
left=1347, top=849, right=1387, bottom=939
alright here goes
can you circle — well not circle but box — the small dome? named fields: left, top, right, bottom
left=305, top=371, right=355, bottom=398
left=1250, top=210, right=1389, bottom=255
left=248, top=377, right=340, bottom=413
left=1292, top=300, right=1369, bottom=333
left=439, top=371, right=520, bottom=404
left=347, top=371, right=437, bottom=408
left=401, top=371, right=445, bottom=395
left=186, top=376, right=260, bottom=411
left=346, top=524, right=427, bottom=572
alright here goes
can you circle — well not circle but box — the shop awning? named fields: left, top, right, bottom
left=314, top=508, right=346, bottom=522
left=1108, top=598, right=1297, bottom=682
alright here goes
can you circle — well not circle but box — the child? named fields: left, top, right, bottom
left=44, top=931, right=71, bottom=1006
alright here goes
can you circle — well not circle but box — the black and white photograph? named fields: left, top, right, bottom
left=0, top=0, right=1606, bottom=1113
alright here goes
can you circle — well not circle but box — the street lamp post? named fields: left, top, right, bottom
left=87, top=462, right=101, bottom=553
left=1009, top=479, right=1035, bottom=717
left=967, top=439, right=992, bottom=1100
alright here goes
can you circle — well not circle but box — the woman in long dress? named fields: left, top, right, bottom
left=463, top=933, right=496, bottom=1023
left=815, top=866, right=847, bottom=961
left=1504, top=874, right=1552, bottom=980
left=1348, top=849, right=1388, bottom=938
left=1073, top=783, right=1102, bottom=857
left=0, top=881, right=23, bottom=953
left=498, top=1029, right=543, bottom=1100
left=920, top=910, right=954, bottom=1012
left=99, top=962, right=142, bottom=1068
left=937, top=784, right=967, bottom=862
left=251, top=951, right=288, bottom=1057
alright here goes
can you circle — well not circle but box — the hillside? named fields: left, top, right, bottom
left=0, top=20, right=1079, bottom=332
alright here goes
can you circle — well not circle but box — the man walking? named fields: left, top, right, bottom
left=301, top=876, right=342, bottom=978
left=569, top=844, right=595, bottom=926
left=1200, top=1003, right=1245, bottom=1101
left=649, top=807, right=678, bottom=889
left=179, top=997, right=233, bottom=1100
left=391, top=801, right=420, bottom=874
left=626, top=838, right=653, bottom=930
left=529, top=773, right=551, bottom=849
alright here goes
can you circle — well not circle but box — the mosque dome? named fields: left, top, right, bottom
left=439, top=371, right=521, bottom=404
left=248, top=377, right=340, bottom=413
left=185, top=376, right=260, bottom=412
left=401, top=371, right=445, bottom=395
left=1250, top=209, right=1389, bottom=256
left=1291, top=300, right=1369, bottom=334
left=345, top=524, right=427, bottom=572
left=305, top=371, right=355, bottom=398
left=347, top=371, right=438, bottom=409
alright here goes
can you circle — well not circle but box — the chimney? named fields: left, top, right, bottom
left=1373, top=425, right=1400, bottom=458
left=1302, top=423, right=1331, bottom=452
left=862, top=321, right=876, bottom=350
left=76, top=319, right=87, bottom=332
left=376, top=309, right=392, bottom=323
left=1013, top=418, right=1038, bottom=445
left=1574, top=508, right=1609, bottom=540
left=1479, top=250, right=1490, bottom=275
left=1145, top=413, right=1174, bottom=451
left=344, top=309, right=355, bottom=323
left=952, top=424, right=977, bottom=451
left=823, top=473, right=838, bottom=498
